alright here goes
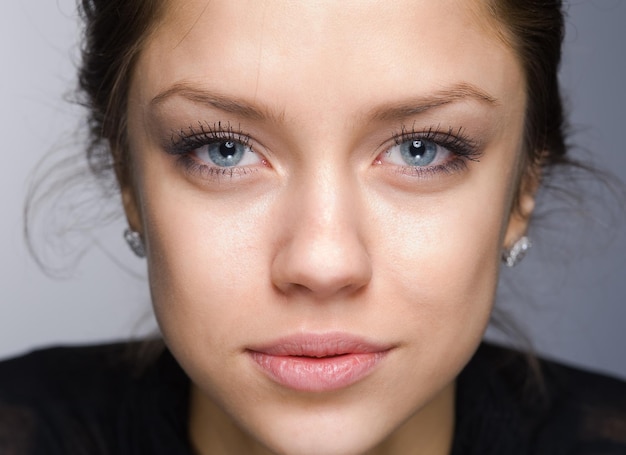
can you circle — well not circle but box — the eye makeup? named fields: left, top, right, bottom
left=377, top=124, right=482, bottom=178
left=165, top=121, right=267, bottom=182
left=161, top=118, right=485, bottom=185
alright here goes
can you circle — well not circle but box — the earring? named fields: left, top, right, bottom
left=502, top=236, right=531, bottom=268
left=124, top=228, right=146, bottom=258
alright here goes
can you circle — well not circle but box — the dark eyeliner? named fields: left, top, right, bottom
left=392, top=125, right=482, bottom=162
left=167, top=121, right=252, bottom=155
left=165, top=121, right=258, bottom=182
left=382, top=124, right=483, bottom=178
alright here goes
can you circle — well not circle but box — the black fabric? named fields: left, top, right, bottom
left=0, top=343, right=191, bottom=455
left=451, top=345, right=626, bottom=454
left=0, top=342, right=625, bottom=454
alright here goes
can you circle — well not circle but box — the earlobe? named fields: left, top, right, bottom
left=502, top=184, right=537, bottom=268
left=503, top=157, right=542, bottom=250
left=121, top=185, right=146, bottom=258
left=503, top=191, right=536, bottom=249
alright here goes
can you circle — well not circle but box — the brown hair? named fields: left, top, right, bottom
left=77, top=0, right=165, bottom=189
left=488, top=0, right=566, bottom=167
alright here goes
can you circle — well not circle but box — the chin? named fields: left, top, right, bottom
left=222, top=378, right=448, bottom=455
left=251, top=415, right=394, bottom=455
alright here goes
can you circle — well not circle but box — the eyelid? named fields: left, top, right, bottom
left=387, top=125, right=482, bottom=161
left=163, top=121, right=272, bottom=184
left=167, top=121, right=255, bottom=155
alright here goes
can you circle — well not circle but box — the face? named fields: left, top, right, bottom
left=124, top=0, right=530, bottom=453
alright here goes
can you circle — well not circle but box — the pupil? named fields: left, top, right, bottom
left=220, top=141, right=236, bottom=158
left=410, top=140, right=424, bottom=158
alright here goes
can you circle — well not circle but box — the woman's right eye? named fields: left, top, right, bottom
left=193, top=140, right=261, bottom=168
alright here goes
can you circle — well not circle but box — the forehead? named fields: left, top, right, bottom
left=136, top=0, right=523, bottom=122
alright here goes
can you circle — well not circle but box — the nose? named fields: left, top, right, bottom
left=271, top=172, right=372, bottom=300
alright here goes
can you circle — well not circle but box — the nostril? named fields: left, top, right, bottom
left=271, top=247, right=372, bottom=299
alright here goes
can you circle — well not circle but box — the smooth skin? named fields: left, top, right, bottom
left=123, top=0, right=535, bottom=454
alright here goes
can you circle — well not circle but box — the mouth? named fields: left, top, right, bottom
left=247, top=333, right=392, bottom=392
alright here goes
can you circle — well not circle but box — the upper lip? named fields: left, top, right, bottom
left=247, top=332, right=394, bottom=357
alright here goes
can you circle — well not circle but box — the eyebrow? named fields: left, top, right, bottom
left=370, top=83, right=499, bottom=121
left=150, top=83, right=277, bottom=121
left=150, top=81, right=498, bottom=123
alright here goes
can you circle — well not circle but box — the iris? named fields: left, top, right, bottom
left=399, top=139, right=438, bottom=167
left=207, top=141, right=246, bottom=167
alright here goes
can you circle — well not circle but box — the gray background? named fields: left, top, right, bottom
left=1, top=1, right=625, bottom=379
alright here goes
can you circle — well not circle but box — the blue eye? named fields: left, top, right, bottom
left=193, top=140, right=260, bottom=168
left=399, top=139, right=438, bottom=166
left=385, top=138, right=449, bottom=168
left=204, top=141, right=247, bottom=167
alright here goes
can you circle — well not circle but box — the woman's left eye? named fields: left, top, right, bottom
left=193, top=140, right=261, bottom=167
left=383, top=138, right=450, bottom=167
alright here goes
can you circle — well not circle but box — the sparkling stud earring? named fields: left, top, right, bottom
left=502, top=236, right=531, bottom=267
left=124, top=228, right=145, bottom=258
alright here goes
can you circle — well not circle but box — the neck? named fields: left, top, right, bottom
left=189, top=383, right=455, bottom=455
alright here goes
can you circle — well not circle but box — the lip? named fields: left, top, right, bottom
left=247, top=333, right=392, bottom=392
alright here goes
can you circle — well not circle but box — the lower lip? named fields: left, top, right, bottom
left=249, top=351, right=387, bottom=392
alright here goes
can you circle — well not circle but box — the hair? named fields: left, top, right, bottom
left=488, top=0, right=566, bottom=166
left=77, top=0, right=166, bottom=190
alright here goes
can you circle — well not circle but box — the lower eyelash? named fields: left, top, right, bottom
left=394, top=158, right=470, bottom=179
left=174, top=154, right=257, bottom=180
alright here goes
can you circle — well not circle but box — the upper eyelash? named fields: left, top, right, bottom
left=391, top=124, right=482, bottom=162
left=168, top=121, right=252, bottom=154
left=167, top=121, right=481, bottom=168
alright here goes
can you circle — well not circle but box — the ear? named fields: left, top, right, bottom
left=110, top=148, right=143, bottom=234
left=121, top=182, right=143, bottom=234
left=112, top=143, right=144, bottom=234
left=503, top=158, right=541, bottom=249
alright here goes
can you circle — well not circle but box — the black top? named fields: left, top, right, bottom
left=0, top=342, right=625, bottom=454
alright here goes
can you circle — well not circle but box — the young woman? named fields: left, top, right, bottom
left=1, top=0, right=625, bottom=454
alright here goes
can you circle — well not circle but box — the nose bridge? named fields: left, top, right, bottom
left=305, top=164, right=352, bottom=235
left=271, top=163, right=372, bottom=298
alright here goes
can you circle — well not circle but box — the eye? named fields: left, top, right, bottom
left=384, top=138, right=450, bottom=167
left=194, top=140, right=261, bottom=167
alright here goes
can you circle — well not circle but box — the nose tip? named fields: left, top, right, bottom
left=271, top=234, right=372, bottom=299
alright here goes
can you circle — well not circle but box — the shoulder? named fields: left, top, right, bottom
left=0, top=342, right=167, bottom=454
left=457, top=342, right=626, bottom=453
left=0, top=342, right=142, bottom=407
left=536, top=349, right=626, bottom=452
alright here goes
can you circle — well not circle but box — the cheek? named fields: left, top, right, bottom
left=369, top=167, right=514, bottom=358
left=379, top=185, right=507, bottom=280
left=376, top=222, right=501, bottom=419
left=136, top=163, right=274, bottom=357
